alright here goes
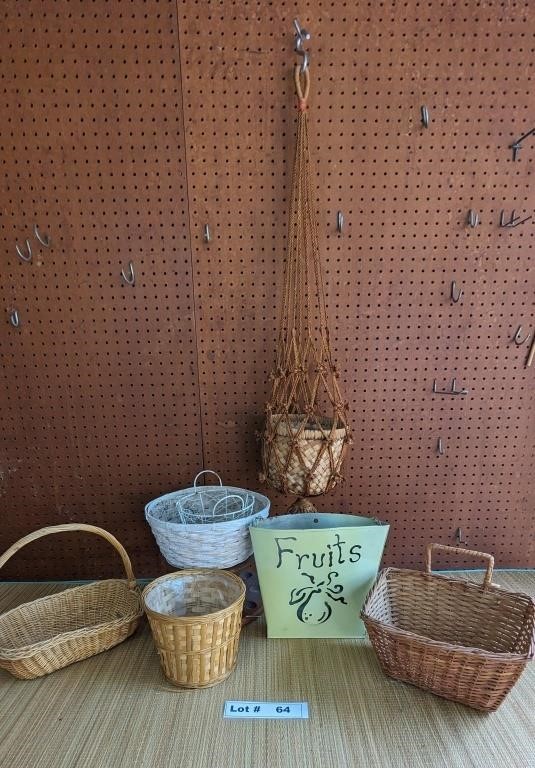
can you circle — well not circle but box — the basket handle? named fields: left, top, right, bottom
left=425, top=543, right=494, bottom=587
left=0, top=524, right=138, bottom=590
left=193, top=470, right=223, bottom=487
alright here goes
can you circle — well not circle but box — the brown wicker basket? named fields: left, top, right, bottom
left=142, top=569, right=245, bottom=689
left=263, top=413, right=348, bottom=496
left=0, top=524, right=143, bottom=680
left=361, top=543, right=535, bottom=712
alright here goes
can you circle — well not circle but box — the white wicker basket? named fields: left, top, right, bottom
left=145, top=471, right=271, bottom=569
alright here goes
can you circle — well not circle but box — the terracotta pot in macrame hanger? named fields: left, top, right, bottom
left=260, top=43, right=351, bottom=513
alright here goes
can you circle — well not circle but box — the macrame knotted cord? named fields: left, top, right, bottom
left=261, top=64, right=351, bottom=499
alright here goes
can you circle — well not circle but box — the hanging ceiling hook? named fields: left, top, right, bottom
left=293, top=19, right=311, bottom=73
left=121, top=261, right=135, bottom=286
left=34, top=224, right=51, bottom=248
left=15, top=239, right=32, bottom=263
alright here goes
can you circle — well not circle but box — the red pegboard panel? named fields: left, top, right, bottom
left=0, top=0, right=202, bottom=579
left=176, top=0, right=534, bottom=569
left=0, top=0, right=533, bottom=578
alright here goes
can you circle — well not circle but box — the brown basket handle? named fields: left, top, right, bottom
left=0, top=523, right=137, bottom=589
left=426, top=543, right=494, bottom=587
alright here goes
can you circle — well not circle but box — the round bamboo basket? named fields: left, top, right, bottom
left=142, top=569, right=245, bottom=689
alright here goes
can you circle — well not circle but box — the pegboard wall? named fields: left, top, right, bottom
left=0, top=0, right=533, bottom=579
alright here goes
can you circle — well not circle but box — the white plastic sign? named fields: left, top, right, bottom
left=223, top=701, right=309, bottom=719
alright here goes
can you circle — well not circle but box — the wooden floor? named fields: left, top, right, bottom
left=0, top=572, right=534, bottom=768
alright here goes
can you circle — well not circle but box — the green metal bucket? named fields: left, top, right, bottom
left=250, top=513, right=389, bottom=638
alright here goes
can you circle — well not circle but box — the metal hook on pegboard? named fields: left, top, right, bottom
left=121, top=261, right=135, bottom=286
left=336, top=211, right=344, bottom=234
left=513, top=326, right=531, bottom=346
left=499, top=209, right=532, bottom=228
left=467, top=209, right=479, bottom=228
left=436, top=438, right=444, bottom=456
left=513, top=325, right=531, bottom=347
left=34, top=224, right=51, bottom=248
left=15, top=239, right=32, bottom=263
left=500, top=210, right=514, bottom=227
left=421, top=106, right=430, bottom=128
left=9, top=309, right=20, bottom=327
left=293, top=19, right=311, bottom=73
left=526, top=335, right=535, bottom=368
left=510, top=127, right=535, bottom=161
left=203, top=224, right=211, bottom=243
left=455, top=527, right=468, bottom=545
left=433, top=378, right=469, bottom=396
left=450, top=281, right=463, bottom=303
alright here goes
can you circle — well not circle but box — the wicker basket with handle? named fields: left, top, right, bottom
left=142, top=569, right=245, bottom=689
left=361, top=543, right=535, bottom=712
left=0, top=524, right=143, bottom=680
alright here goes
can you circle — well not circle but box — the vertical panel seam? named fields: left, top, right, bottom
left=174, top=0, right=206, bottom=470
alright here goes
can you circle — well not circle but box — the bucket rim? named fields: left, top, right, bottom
left=250, top=512, right=389, bottom=529
left=268, top=412, right=348, bottom=439
left=142, top=569, right=246, bottom=623
left=145, top=487, right=271, bottom=516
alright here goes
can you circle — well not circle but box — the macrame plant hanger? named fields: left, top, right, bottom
left=260, top=21, right=351, bottom=513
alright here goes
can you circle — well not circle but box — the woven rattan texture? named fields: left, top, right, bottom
left=362, top=567, right=535, bottom=711
left=144, top=486, right=269, bottom=568
left=0, top=581, right=141, bottom=680
left=1, top=1, right=534, bottom=577
left=0, top=525, right=143, bottom=678
left=0, top=573, right=534, bottom=768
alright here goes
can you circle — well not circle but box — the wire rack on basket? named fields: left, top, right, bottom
left=176, top=486, right=255, bottom=525
left=145, top=471, right=271, bottom=569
